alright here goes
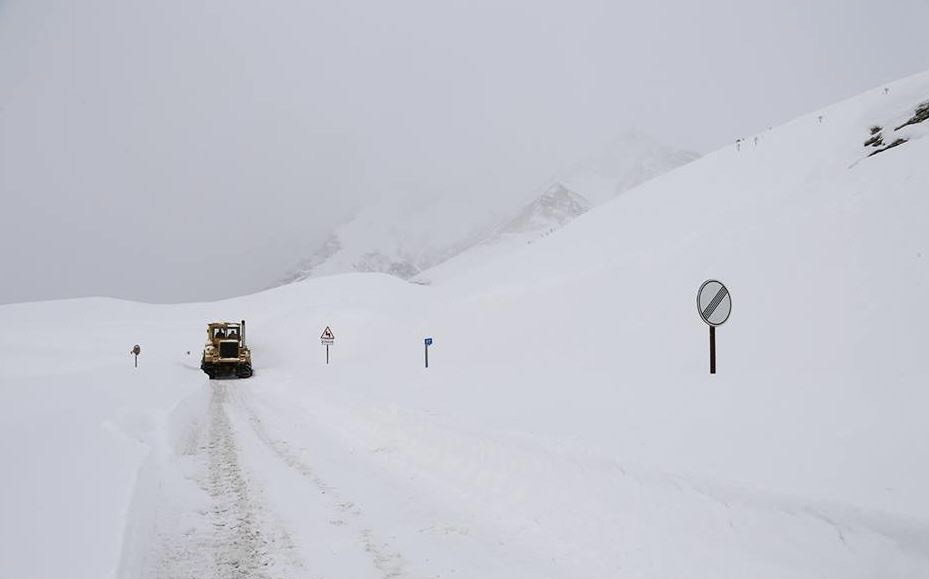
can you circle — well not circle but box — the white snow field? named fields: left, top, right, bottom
left=2, top=72, right=928, bottom=578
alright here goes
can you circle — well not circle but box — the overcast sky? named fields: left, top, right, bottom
left=1, top=0, right=926, bottom=304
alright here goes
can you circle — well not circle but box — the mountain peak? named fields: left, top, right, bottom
left=275, top=131, right=695, bottom=286
left=505, top=183, right=591, bottom=233
left=540, top=181, right=575, bottom=199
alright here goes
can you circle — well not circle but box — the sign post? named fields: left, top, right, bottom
left=424, top=337, right=433, bottom=368
left=130, top=344, right=141, bottom=368
left=320, top=326, right=335, bottom=364
left=697, top=280, right=731, bottom=374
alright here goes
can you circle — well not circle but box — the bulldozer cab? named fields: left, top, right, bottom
left=209, top=322, right=242, bottom=343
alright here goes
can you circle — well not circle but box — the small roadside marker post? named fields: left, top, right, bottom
left=320, top=326, right=335, bottom=364
left=424, top=337, right=433, bottom=368
left=697, top=280, right=732, bottom=374
left=130, top=344, right=141, bottom=368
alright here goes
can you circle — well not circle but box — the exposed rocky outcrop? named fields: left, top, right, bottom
left=864, top=99, right=928, bottom=157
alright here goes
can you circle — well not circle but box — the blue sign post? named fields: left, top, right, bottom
left=424, top=337, right=433, bottom=368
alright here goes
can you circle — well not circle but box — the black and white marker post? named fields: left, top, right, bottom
left=424, top=337, right=433, bottom=368
left=697, top=280, right=732, bottom=374
left=320, top=326, right=335, bottom=364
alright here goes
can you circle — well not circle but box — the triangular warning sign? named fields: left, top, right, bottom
left=320, top=326, right=335, bottom=340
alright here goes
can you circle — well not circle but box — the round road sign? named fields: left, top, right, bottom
left=697, top=280, right=732, bottom=326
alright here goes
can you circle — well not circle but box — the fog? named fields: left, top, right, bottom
left=1, top=0, right=926, bottom=304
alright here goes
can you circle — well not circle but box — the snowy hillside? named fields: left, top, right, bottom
left=413, top=183, right=593, bottom=285
left=558, top=130, right=700, bottom=204
left=279, top=133, right=695, bottom=285
left=494, top=183, right=592, bottom=239
left=2, top=73, right=928, bottom=579
left=277, top=193, right=495, bottom=284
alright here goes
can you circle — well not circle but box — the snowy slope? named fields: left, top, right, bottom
left=488, top=182, right=592, bottom=240
left=2, top=73, right=928, bottom=578
left=414, top=183, right=593, bottom=284
left=404, top=71, right=929, bottom=527
left=278, top=193, right=496, bottom=284
left=557, top=129, right=700, bottom=204
left=279, top=133, right=696, bottom=285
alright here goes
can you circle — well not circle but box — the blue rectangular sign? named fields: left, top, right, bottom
left=424, top=338, right=433, bottom=346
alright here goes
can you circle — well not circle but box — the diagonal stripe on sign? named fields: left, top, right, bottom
left=702, top=286, right=728, bottom=320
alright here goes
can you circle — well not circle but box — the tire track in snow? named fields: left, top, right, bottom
left=229, top=388, right=409, bottom=579
left=204, top=382, right=275, bottom=578
left=144, top=382, right=303, bottom=579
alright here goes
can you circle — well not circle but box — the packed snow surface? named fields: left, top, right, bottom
left=1, top=73, right=928, bottom=578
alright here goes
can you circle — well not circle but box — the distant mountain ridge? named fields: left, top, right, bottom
left=276, top=132, right=698, bottom=286
left=496, top=183, right=592, bottom=238
left=558, top=130, right=700, bottom=204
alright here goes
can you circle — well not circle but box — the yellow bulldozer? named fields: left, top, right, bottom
left=200, top=320, right=253, bottom=379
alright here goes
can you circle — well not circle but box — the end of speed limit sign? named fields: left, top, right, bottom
left=697, top=280, right=731, bottom=327
left=697, top=280, right=731, bottom=374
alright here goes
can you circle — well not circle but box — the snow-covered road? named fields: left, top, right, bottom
left=116, top=372, right=927, bottom=579
left=126, top=378, right=421, bottom=579
left=123, top=380, right=302, bottom=578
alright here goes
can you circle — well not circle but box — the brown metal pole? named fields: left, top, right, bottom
left=709, top=325, right=716, bottom=374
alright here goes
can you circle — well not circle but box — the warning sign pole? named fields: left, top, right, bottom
left=320, top=326, right=335, bottom=365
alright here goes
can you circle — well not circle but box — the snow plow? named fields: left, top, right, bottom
left=200, top=321, right=253, bottom=379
